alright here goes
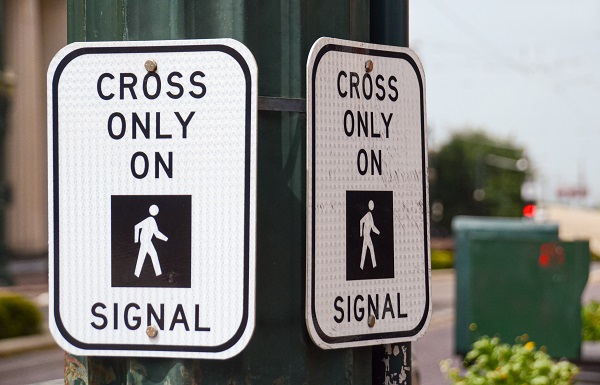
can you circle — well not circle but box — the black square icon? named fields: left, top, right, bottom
left=111, top=195, right=192, bottom=288
left=346, top=191, right=394, bottom=281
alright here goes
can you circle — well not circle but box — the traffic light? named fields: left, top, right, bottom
left=523, top=203, right=536, bottom=218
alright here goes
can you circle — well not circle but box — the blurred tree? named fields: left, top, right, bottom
left=429, top=130, right=532, bottom=235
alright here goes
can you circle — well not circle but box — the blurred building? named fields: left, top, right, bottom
left=4, top=0, right=66, bottom=260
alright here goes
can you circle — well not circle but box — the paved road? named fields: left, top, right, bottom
left=413, top=270, right=457, bottom=385
left=0, top=348, right=64, bottom=385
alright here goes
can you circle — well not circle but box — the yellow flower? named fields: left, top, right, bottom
left=524, top=341, right=536, bottom=351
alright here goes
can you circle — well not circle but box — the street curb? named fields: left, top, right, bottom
left=0, top=331, right=58, bottom=357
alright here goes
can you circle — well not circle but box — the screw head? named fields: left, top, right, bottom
left=365, top=60, right=374, bottom=73
left=368, top=315, right=376, bottom=327
left=146, top=325, right=158, bottom=338
left=145, top=59, right=158, bottom=72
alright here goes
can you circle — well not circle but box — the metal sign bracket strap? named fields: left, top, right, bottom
left=258, top=96, right=306, bottom=113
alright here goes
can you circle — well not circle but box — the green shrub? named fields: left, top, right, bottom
left=442, top=336, right=579, bottom=385
left=582, top=300, right=600, bottom=341
left=431, top=249, right=454, bottom=269
left=0, top=292, right=42, bottom=339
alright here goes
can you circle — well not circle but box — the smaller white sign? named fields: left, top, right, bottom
left=306, top=38, right=431, bottom=349
left=48, top=39, right=257, bottom=359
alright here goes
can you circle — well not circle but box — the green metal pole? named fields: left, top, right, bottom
left=370, top=0, right=409, bottom=47
left=66, top=0, right=377, bottom=383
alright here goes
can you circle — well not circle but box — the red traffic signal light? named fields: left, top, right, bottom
left=523, top=204, right=536, bottom=218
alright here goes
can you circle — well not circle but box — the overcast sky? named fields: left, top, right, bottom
left=410, top=0, right=600, bottom=205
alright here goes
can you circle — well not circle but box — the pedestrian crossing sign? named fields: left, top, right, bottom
left=306, top=38, right=432, bottom=349
left=47, top=39, right=257, bottom=359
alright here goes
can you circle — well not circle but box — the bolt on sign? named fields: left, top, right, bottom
left=306, top=38, right=431, bottom=349
left=47, top=39, right=257, bottom=359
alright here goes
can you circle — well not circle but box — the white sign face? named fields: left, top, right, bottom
left=306, top=38, right=431, bottom=349
left=48, top=39, right=257, bottom=359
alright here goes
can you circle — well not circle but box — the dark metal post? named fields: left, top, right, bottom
left=370, top=0, right=409, bottom=47
left=0, top=2, right=11, bottom=286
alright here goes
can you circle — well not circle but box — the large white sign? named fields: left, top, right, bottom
left=306, top=38, right=431, bottom=349
left=48, top=39, right=257, bottom=359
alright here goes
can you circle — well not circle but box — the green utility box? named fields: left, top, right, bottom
left=453, top=216, right=589, bottom=360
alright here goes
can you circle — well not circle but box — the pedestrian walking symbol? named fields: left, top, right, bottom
left=360, top=200, right=380, bottom=270
left=346, top=191, right=394, bottom=281
left=134, top=204, right=168, bottom=277
left=111, top=195, right=191, bottom=288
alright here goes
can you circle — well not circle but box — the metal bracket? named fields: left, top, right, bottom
left=258, top=96, right=306, bottom=113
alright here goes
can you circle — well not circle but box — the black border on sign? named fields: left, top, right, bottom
left=51, top=43, right=254, bottom=354
left=309, top=43, right=430, bottom=344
